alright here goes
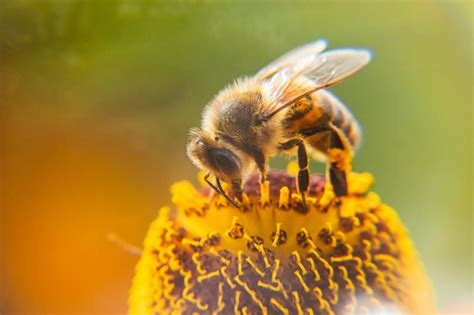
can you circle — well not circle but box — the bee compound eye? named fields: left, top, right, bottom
left=210, top=148, right=241, bottom=178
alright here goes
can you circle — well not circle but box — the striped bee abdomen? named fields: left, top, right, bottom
left=316, top=89, right=362, bottom=151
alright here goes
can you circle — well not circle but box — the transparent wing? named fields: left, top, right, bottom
left=256, top=39, right=328, bottom=80
left=263, top=48, right=372, bottom=119
left=297, top=49, right=372, bottom=87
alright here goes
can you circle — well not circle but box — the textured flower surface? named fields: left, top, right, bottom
left=129, top=168, right=435, bottom=315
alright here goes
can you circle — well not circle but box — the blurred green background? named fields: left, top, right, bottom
left=1, top=0, right=472, bottom=314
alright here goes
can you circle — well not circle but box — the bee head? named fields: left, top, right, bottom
left=187, top=128, right=242, bottom=181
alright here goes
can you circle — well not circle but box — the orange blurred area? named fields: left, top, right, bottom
left=3, top=103, right=176, bottom=313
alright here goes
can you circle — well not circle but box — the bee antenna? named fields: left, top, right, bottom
left=204, top=173, right=240, bottom=209
left=204, top=173, right=221, bottom=196
left=216, top=177, right=241, bottom=209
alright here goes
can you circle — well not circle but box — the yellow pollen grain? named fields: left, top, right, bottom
left=241, top=193, right=250, bottom=207
left=197, top=270, right=219, bottom=283
left=306, top=256, right=321, bottom=282
left=306, top=238, right=317, bottom=250
left=294, top=270, right=310, bottom=292
left=286, top=160, right=299, bottom=176
left=291, top=251, right=308, bottom=275
left=313, top=287, right=324, bottom=306
left=244, top=234, right=270, bottom=266
left=292, top=291, right=304, bottom=315
left=272, top=222, right=282, bottom=247
left=251, top=241, right=271, bottom=268
left=235, top=276, right=268, bottom=315
left=310, top=249, right=334, bottom=278
left=339, top=197, right=358, bottom=218
left=234, top=291, right=241, bottom=315
left=366, top=191, right=381, bottom=209
left=318, top=183, right=335, bottom=207
left=314, top=287, right=333, bottom=313
left=191, top=252, right=207, bottom=275
left=212, top=283, right=225, bottom=315
left=245, top=256, right=265, bottom=278
left=330, top=254, right=353, bottom=264
left=339, top=266, right=355, bottom=294
left=216, top=194, right=229, bottom=207
left=182, top=238, right=202, bottom=248
left=290, top=192, right=303, bottom=203
left=196, top=171, right=207, bottom=187
left=335, top=230, right=347, bottom=242
left=220, top=267, right=235, bottom=289
left=184, top=293, right=208, bottom=311
left=271, top=298, right=289, bottom=315
left=328, top=281, right=339, bottom=305
left=348, top=172, right=374, bottom=195
left=271, top=259, right=280, bottom=283
left=325, top=222, right=333, bottom=234
left=237, top=250, right=244, bottom=275
left=257, top=280, right=281, bottom=292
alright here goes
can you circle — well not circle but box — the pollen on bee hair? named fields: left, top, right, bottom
left=129, top=170, right=435, bottom=315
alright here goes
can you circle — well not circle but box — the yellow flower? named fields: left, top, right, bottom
left=129, top=167, right=435, bottom=315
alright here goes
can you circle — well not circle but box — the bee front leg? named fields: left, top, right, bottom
left=296, top=141, right=310, bottom=208
left=253, top=150, right=268, bottom=184
left=278, top=139, right=309, bottom=208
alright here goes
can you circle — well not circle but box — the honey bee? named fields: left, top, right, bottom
left=187, top=39, right=371, bottom=208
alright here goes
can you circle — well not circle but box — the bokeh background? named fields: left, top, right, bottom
left=1, top=0, right=472, bottom=314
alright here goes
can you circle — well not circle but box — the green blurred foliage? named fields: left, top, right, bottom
left=1, top=0, right=472, bottom=314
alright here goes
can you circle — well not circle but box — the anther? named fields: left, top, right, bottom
left=296, top=229, right=312, bottom=249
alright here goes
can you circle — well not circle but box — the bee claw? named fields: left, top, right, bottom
left=298, top=192, right=309, bottom=213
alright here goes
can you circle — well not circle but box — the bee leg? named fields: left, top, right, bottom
left=302, top=124, right=351, bottom=197
left=329, top=164, right=347, bottom=196
left=296, top=140, right=310, bottom=209
left=253, top=150, right=268, bottom=184
left=204, top=173, right=221, bottom=197
left=278, top=138, right=301, bottom=151
left=326, top=125, right=351, bottom=196
left=278, top=139, right=309, bottom=208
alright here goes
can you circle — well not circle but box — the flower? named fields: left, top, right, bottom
left=129, top=167, right=435, bottom=315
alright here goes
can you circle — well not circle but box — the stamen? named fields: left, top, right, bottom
left=260, top=180, right=270, bottom=206
left=278, top=187, right=290, bottom=208
left=270, top=298, right=289, bottom=315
